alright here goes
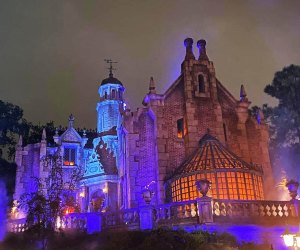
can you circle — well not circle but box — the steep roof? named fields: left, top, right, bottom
left=169, top=132, right=263, bottom=180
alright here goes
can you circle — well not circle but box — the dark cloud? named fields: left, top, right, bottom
left=0, top=0, right=299, bottom=128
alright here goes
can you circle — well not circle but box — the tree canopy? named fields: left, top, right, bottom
left=262, top=65, right=300, bottom=181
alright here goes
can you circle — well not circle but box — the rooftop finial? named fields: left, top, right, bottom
left=17, top=135, right=23, bottom=147
left=68, top=114, right=75, bottom=128
left=184, top=38, right=195, bottom=60
left=257, top=109, right=264, bottom=125
left=240, top=84, right=248, bottom=102
left=149, top=76, right=156, bottom=94
left=197, top=39, right=209, bottom=61
left=42, top=128, right=47, bottom=141
left=104, top=59, right=118, bottom=77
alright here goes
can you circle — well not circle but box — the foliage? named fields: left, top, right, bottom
left=0, top=100, right=30, bottom=159
left=0, top=229, right=270, bottom=250
left=0, top=158, right=16, bottom=204
left=18, top=149, right=83, bottom=249
left=259, top=65, right=300, bottom=179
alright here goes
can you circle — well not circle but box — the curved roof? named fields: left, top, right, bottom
left=101, top=74, right=123, bottom=86
left=169, top=133, right=263, bottom=180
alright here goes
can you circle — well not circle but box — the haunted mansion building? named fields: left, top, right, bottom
left=14, top=38, right=274, bottom=214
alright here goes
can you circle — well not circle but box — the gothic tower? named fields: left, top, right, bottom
left=81, top=67, right=125, bottom=212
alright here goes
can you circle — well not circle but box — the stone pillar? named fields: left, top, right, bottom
left=86, top=213, right=102, bottom=234
left=236, top=100, right=251, bottom=162
left=139, top=206, right=154, bottom=230
left=196, top=196, right=213, bottom=224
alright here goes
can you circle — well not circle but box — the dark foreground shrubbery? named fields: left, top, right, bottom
left=0, top=229, right=271, bottom=250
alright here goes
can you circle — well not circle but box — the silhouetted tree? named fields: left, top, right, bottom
left=19, top=149, right=82, bottom=249
left=259, top=65, right=300, bottom=180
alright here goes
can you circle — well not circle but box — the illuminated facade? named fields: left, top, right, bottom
left=14, top=38, right=274, bottom=214
left=169, top=133, right=264, bottom=202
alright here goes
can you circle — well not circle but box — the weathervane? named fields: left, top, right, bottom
left=104, top=59, right=118, bottom=77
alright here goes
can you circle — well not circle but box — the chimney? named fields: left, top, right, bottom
left=184, top=38, right=195, bottom=60
left=197, top=39, right=209, bottom=61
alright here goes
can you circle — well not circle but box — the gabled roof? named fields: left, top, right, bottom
left=169, top=133, right=263, bottom=180
left=60, top=127, right=82, bottom=143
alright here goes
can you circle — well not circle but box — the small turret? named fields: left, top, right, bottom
left=184, top=38, right=195, bottom=60
left=257, top=109, right=264, bottom=125
left=41, top=128, right=47, bottom=142
left=197, top=39, right=209, bottom=61
left=149, top=77, right=156, bottom=94
left=68, top=114, right=75, bottom=128
left=240, top=84, right=248, bottom=102
left=53, top=128, right=59, bottom=144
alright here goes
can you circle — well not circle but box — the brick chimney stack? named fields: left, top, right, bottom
left=197, top=39, right=209, bottom=61
left=184, top=38, right=195, bottom=60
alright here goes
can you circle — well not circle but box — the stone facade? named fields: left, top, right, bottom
left=14, top=38, right=275, bottom=215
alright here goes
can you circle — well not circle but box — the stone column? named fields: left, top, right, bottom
left=86, top=213, right=102, bottom=234
left=139, top=206, right=154, bottom=230
left=196, top=196, right=213, bottom=224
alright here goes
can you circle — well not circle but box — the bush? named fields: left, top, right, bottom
left=0, top=229, right=266, bottom=250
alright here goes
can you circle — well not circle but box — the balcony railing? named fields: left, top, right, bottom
left=7, top=199, right=300, bottom=233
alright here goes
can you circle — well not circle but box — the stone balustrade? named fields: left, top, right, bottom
left=103, top=208, right=140, bottom=230
left=7, top=199, right=300, bottom=234
left=60, top=213, right=88, bottom=231
left=212, top=199, right=299, bottom=225
left=7, top=218, right=27, bottom=233
left=153, top=200, right=198, bottom=224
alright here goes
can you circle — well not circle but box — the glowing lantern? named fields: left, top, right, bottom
left=295, top=232, right=300, bottom=248
left=103, top=184, right=108, bottom=193
left=282, top=228, right=295, bottom=247
left=64, top=207, right=75, bottom=215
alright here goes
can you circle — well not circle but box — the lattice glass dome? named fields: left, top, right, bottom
left=168, top=133, right=264, bottom=201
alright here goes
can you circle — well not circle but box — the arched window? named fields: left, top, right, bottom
left=198, top=75, right=205, bottom=93
left=112, top=89, right=116, bottom=99
left=64, top=147, right=76, bottom=166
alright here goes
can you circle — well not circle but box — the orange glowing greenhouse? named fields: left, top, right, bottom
left=167, top=133, right=264, bottom=201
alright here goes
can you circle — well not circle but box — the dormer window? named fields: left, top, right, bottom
left=64, top=147, right=76, bottom=166
left=198, top=75, right=205, bottom=93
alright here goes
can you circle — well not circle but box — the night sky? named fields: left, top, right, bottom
left=1, top=0, right=300, bottom=129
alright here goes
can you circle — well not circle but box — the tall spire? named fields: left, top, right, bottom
left=197, top=39, right=209, bottom=61
left=68, top=114, right=75, bottom=128
left=184, top=38, right=195, bottom=60
left=240, top=84, right=248, bottom=102
left=149, top=77, right=156, bottom=94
